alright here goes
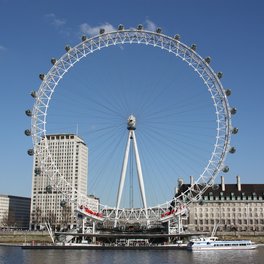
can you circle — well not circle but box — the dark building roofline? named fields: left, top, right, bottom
left=0, top=194, right=31, bottom=200
left=177, top=184, right=264, bottom=199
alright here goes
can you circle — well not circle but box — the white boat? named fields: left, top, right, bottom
left=187, top=236, right=257, bottom=251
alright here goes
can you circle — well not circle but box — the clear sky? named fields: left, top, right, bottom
left=0, top=0, right=263, bottom=205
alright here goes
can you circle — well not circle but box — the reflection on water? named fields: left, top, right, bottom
left=0, top=246, right=23, bottom=264
left=21, top=249, right=194, bottom=264
left=0, top=246, right=264, bottom=264
left=189, top=249, right=258, bottom=264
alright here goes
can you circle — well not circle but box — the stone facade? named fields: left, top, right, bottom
left=178, top=176, right=264, bottom=233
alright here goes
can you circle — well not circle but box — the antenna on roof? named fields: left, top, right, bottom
left=76, top=124, right=79, bottom=136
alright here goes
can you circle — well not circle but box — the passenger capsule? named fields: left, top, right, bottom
left=99, top=28, right=105, bottom=34
left=39, top=74, right=45, bottom=81
left=65, top=45, right=71, bottom=52
left=77, top=213, right=84, bottom=219
left=81, top=35, right=87, bottom=41
left=46, top=185, right=52, bottom=193
left=31, top=91, right=37, bottom=98
left=225, top=89, right=232, bottom=96
left=217, top=72, right=223, bottom=79
left=60, top=200, right=67, bottom=207
left=212, top=184, right=219, bottom=190
left=198, top=200, right=204, bottom=206
left=200, top=182, right=206, bottom=188
left=25, top=109, right=32, bottom=117
left=34, top=168, right=41, bottom=175
left=174, top=34, right=180, bottom=40
left=27, top=149, right=34, bottom=156
left=156, top=27, right=162, bottom=34
left=230, top=107, right=237, bottom=115
left=191, top=44, right=197, bottom=51
left=204, top=56, right=211, bottom=64
left=24, top=129, right=31, bottom=136
left=118, top=24, right=124, bottom=30
left=222, top=166, right=229, bottom=173
left=137, top=24, right=143, bottom=30
left=51, top=58, right=57, bottom=65
left=229, top=147, right=236, bottom=154
left=231, top=127, right=239, bottom=134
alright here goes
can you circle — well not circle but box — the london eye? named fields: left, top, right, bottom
left=25, top=24, right=237, bottom=227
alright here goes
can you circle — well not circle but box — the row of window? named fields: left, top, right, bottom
left=195, top=206, right=264, bottom=212
left=194, top=219, right=264, bottom=225
left=195, top=212, right=264, bottom=218
left=47, top=135, right=75, bottom=140
left=194, top=202, right=264, bottom=207
left=195, top=226, right=264, bottom=232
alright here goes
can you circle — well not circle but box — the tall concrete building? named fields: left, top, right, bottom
left=0, top=194, right=31, bottom=229
left=30, top=134, right=94, bottom=230
left=176, top=176, right=264, bottom=233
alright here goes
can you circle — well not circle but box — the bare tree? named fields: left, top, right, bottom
left=30, top=207, right=43, bottom=230
left=35, top=207, right=42, bottom=224
left=0, top=211, right=9, bottom=227
left=61, top=205, right=72, bottom=229
left=0, top=210, right=15, bottom=228
left=31, top=207, right=42, bottom=229
left=8, top=210, right=16, bottom=227
left=45, top=210, right=57, bottom=228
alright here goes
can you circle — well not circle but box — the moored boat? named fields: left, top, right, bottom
left=187, top=236, right=257, bottom=251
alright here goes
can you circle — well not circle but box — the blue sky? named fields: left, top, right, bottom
left=0, top=0, right=263, bottom=205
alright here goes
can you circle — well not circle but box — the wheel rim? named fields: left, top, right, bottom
left=30, top=28, right=233, bottom=225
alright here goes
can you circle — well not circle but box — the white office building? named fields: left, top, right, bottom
left=30, top=134, right=98, bottom=230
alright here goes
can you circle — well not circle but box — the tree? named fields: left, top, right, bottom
left=61, top=205, right=72, bottom=228
left=0, top=211, right=9, bottom=227
left=0, top=210, right=15, bottom=228
left=45, top=210, right=57, bottom=228
left=31, top=207, right=42, bottom=230
left=32, top=207, right=42, bottom=224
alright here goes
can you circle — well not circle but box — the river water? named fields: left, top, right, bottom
left=1, top=246, right=264, bottom=264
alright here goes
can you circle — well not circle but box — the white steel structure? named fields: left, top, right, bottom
left=115, top=115, right=148, bottom=225
left=25, top=25, right=237, bottom=226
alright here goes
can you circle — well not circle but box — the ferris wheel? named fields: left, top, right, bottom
left=25, top=24, right=237, bottom=226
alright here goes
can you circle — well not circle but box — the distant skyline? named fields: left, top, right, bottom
left=0, top=0, right=264, bottom=202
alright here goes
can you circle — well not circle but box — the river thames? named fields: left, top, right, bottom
left=1, top=246, right=264, bottom=264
